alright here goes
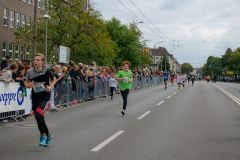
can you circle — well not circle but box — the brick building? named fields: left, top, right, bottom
left=0, top=0, right=44, bottom=66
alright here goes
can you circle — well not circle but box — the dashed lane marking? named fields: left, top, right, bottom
left=137, top=111, right=151, bottom=120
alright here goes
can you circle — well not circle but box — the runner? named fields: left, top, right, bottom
left=109, top=73, right=117, bottom=100
left=115, top=61, right=133, bottom=116
left=182, top=73, right=186, bottom=87
left=177, top=73, right=182, bottom=90
left=163, top=70, right=169, bottom=89
left=187, top=72, right=191, bottom=84
left=25, top=53, right=57, bottom=147
left=191, top=73, right=195, bottom=86
left=171, top=73, right=175, bottom=86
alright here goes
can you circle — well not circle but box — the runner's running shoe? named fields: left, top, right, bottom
left=39, top=134, right=46, bottom=146
left=44, top=134, right=53, bottom=147
left=121, top=110, right=125, bottom=116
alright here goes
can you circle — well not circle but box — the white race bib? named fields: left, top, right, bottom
left=123, top=77, right=129, bottom=83
left=33, top=83, right=46, bottom=93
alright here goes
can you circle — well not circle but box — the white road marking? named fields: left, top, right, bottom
left=173, top=92, right=176, bottom=94
left=211, top=84, right=240, bottom=106
left=137, top=111, right=151, bottom=120
left=157, top=101, right=164, bottom=105
left=91, top=131, right=124, bottom=152
left=167, top=96, right=171, bottom=99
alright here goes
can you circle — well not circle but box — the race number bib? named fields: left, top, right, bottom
left=123, top=77, right=129, bottom=83
left=33, top=83, right=46, bottom=93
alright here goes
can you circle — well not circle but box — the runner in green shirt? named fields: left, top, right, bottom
left=187, top=72, right=191, bottom=84
left=115, top=61, right=133, bottom=115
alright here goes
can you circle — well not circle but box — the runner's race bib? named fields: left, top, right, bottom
left=123, top=77, right=129, bottom=83
left=33, top=83, right=46, bottom=93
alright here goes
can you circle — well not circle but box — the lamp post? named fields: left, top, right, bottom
left=154, top=41, right=164, bottom=70
left=43, top=14, right=50, bottom=67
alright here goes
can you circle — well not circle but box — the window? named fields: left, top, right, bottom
left=27, top=16, right=31, bottom=30
left=38, top=0, right=41, bottom=8
left=22, top=15, right=26, bottom=29
left=28, top=0, right=31, bottom=4
left=26, top=48, right=30, bottom=59
left=156, top=57, right=158, bottom=59
left=33, top=0, right=35, bottom=5
left=3, top=42, right=7, bottom=58
left=42, top=0, right=45, bottom=9
left=4, top=8, right=8, bottom=26
left=10, top=11, right=14, bottom=28
left=15, top=44, right=19, bottom=60
left=21, top=45, right=25, bottom=60
left=9, top=43, right=13, bottom=58
left=23, top=0, right=26, bottom=2
left=16, top=13, right=20, bottom=29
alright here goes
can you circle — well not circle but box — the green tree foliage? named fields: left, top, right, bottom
left=14, top=0, right=118, bottom=65
left=105, top=17, right=147, bottom=69
left=181, top=63, right=193, bottom=73
left=158, top=54, right=170, bottom=71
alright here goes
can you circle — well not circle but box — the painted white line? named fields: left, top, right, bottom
left=91, top=130, right=124, bottom=152
left=137, top=111, right=151, bottom=120
left=173, top=92, right=176, bottom=94
left=157, top=101, right=164, bottom=105
left=167, top=96, right=171, bottom=99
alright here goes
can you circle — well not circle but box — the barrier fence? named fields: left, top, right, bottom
left=0, top=76, right=168, bottom=121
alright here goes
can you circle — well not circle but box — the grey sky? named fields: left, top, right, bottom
left=94, top=0, right=240, bottom=67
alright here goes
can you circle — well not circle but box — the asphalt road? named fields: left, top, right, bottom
left=1, top=81, right=240, bottom=160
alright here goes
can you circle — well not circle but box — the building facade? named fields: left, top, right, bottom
left=149, top=47, right=174, bottom=71
left=0, top=0, right=44, bottom=65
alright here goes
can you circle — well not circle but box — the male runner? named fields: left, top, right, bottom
left=182, top=73, right=186, bottom=87
left=115, top=61, right=133, bottom=116
left=187, top=72, right=191, bottom=84
left=171, top=73, right=175, bottom=86
left=177, top=73, right=182, bottom=90
left=191, top=73, right=195, bottom=86
left=25, top=53, right=57, bottom=147
left=163, top=70, right=169, bottom=89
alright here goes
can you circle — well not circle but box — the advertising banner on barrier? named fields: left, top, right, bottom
left=0, top=82, right=26, bottom=113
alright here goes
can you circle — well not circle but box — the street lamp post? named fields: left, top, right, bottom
left=43, top=14, right=50, bottom=67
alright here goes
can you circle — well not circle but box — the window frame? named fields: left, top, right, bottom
left=15, top=44, right=19, bottom=60
left=3, top=42, right=7, bottom=58
left=21, top=45, right=25, bottom=60
left=22, top=14, right=26, bottom=29
left=9, top=43, right=13, bottom=58
left=16, top=13, right=20, bottom=29
left=38, top=0, right=41, bottom=8
left=4, top=8, right=8, bottom=27
left=26, top=48, right=30, bottom=59
left=28, top=0, right=31, bottom=4
left=10, top=11, right=14, bottom=28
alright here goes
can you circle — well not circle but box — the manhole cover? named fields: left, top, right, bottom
left=5, top=122, right=58, bottom=128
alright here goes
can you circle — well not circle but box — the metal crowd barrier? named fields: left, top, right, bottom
left=0, top=76, right=165, bottom=120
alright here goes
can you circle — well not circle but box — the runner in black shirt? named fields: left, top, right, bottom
left=171, top=73, right=175, bottom=86
left=25, top=53, right=57, bottom=147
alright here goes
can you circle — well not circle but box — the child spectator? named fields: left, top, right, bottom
left=109, top=73, right=117, bottom=100
left=0, top=63, right=18, bottom=82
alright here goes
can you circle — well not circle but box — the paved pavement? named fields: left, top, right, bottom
left=1, top=81, right=240, bottom=160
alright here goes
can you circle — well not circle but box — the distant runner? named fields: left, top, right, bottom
left=171, top=73, right=175, bottom=86
left=177, top=73, right=182, bottom=90
left=163, top=70, right=169, bottom=90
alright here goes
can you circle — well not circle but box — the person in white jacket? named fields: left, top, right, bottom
left=0, top=63, right=18, bottom=83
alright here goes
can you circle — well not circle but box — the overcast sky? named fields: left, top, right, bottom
left=94, top=0, right=240, bottom=68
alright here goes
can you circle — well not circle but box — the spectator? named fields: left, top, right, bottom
left=15, top=64, right=25, bottom=87
left=9, top=59, right=14, bottom=66
left=1, top=56, right=10, bottom=70
left=70, top=65, right=78, bottom=79
left=0, top=63, right=18, bottom=82
left=24, top=65, right=31, bottom=76
left=50, top=62, right=56, bottom=68
left=77, top=65, right=84, bottom=80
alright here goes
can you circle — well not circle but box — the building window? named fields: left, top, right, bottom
left=28, top=0, right=31, bottom=4
left=38, top=0, right=41, bottom=8
left=3, top=42, right=7, bottom=58
left=27, top=16, right=31, bottom=30
left=16, top=13, right=20, bottom=29
left=22, top=15, right=26, bottom=29
left=156, top=57, right=158, bottom=59
left=21, top=45, right=25, bottom=60
left=33, top=0, right=35, bottom=5
left=15, top=44, right=19, bottom=60
left=9, top=43, right=13, bottom=58
left=23, top=0, right=26, bottom=2
left=26, top=48, right=30, bottom=59
left=42, top=0, right=45, bottom=9
left=4, top=8, right=8, bottom=26
left=10, top=11, right=14, bottom=28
